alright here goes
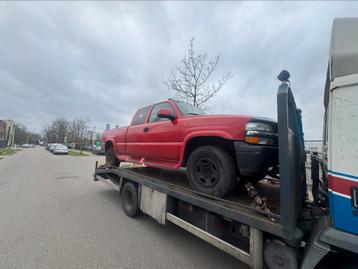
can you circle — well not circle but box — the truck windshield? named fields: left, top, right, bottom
left=174, top=100, right=205, bottom=116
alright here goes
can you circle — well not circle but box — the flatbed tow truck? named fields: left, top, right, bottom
left=94, top=18, right=358, bottom=269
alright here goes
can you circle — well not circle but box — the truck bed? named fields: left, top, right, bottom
left=94, top=165, right=284, bottom=238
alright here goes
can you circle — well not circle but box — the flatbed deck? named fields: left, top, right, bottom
left=94, top=165, right=284, bottom=238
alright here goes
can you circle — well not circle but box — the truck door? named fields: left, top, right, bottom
left=142, top=102, right=180, bottom=162
left=126, top=106, right=150, bottom=157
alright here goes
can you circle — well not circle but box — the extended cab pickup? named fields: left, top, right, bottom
left=103, top=99, right=278, bottom=197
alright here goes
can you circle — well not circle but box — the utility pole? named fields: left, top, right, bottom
left=11, top=123, right=15, bottom=148
left=92, top=126, right=96, bottom=147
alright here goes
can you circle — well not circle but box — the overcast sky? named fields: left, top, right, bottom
left=1, top=2, right=358, bottom=138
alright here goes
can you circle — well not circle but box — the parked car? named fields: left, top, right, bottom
left=67, top=143, right=76, bottom=149
left=102, top=99, right=278, bottom=197
left=53, top=144, right=69, bottom=155
left=82, top=144, right=92, bottom=151
left=21, top=143, right=35, bottom=148
left=49, top=143, right=61, bottom=152
left=92, top=144, right=105, bottom=155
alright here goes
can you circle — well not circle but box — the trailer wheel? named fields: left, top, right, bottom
left=121, top=182, right=140, bottom=218
left=264, top=239, right=298, bottom=269
left=106, top=147, right=120, bottom=167
left=186, top=145, right=237, bottom=197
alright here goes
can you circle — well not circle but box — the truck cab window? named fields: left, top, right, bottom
left=131, top=106, right=149, bottom=125
left=149, top=102, right=175, bottom=123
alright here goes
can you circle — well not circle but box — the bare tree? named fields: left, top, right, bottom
left=43, top=125, right=56, bottom=143
left=68, top=118, right=88, bottom=143
left=43, top=118, right=89, bottom=144
left=164, top=38, right=231, bottom=108
left=14, top=122, right=40, bottom=144
left=51, top=118, right=69, bottom=143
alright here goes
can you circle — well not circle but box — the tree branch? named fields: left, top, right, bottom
left=163, top=39, right=231, bottom=109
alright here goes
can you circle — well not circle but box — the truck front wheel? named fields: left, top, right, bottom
left=106, top=147, right=120, bottom=167
left=186, top=146, right=237, bottom=197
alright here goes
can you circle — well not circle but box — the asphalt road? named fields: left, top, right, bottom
left=0, top=147, right=247, bottom=269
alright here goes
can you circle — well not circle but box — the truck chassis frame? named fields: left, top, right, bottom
left=94, top=165, right=274, bottom=269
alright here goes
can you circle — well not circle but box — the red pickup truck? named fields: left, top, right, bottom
left=103, top=99, right=278, bottom=197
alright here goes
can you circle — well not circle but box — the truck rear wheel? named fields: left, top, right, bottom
left=186, top=145, right=237, bottom=197
left=106, top=147, right=120, bottom=167
left=121, top=182, right=140, bottom=218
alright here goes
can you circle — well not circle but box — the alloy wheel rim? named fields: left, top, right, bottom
left=194, top=157, right=220, bottom=187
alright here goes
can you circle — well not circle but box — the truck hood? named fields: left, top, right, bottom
left=184, top=114, right=275, bottom=121
left=183, top=114, right=251, bottom=119
left=181, top=114, right=253, bottom=140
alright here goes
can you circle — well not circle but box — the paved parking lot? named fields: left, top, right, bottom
left=0, top=147, right=246, bottom=269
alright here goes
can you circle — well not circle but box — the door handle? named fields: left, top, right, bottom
left=143, top=127, right=149, bottom=132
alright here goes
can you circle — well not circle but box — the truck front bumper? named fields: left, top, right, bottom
left=234, top=141, right=278, bottom=177
left=321, top=226, right=358, bottom=254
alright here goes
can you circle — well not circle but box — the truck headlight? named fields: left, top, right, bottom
left=244, top=122, right=277, bottom=146
left=245, top=122, right=274, bottom=132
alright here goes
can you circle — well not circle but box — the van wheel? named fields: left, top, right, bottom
left=121, top=182, right=140, bottom=218
left=186, top=146, right=237, bottom=197
left=106, top=147, right=120, bottom=167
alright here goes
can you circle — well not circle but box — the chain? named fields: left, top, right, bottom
left=244, top=182, right=276, bottom=221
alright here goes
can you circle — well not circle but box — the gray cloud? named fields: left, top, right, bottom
left=1, top=2, right=358, bottom=138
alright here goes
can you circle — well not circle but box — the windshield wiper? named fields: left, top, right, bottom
left=188, top=113, right=201, bottom=115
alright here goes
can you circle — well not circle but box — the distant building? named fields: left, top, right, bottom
left=0, top=120, right=15, bottom=148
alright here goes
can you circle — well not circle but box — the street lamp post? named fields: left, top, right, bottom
left=11, top=124, right=15, bottom=148
left=26, top=135, right=32, bottom=144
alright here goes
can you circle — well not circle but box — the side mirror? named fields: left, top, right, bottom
left=157, top=109, right=176, bottom=120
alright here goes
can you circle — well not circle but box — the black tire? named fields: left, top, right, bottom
left=186, top=145, right=237, bottom=197
left=106, top=147, right=120, bottom=167
left=121, top=182, right=140, bottom=218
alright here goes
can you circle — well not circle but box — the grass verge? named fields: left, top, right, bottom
left=0, top=148, right=20, bottom=156
left=68, top=149, right=90, bottom=156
